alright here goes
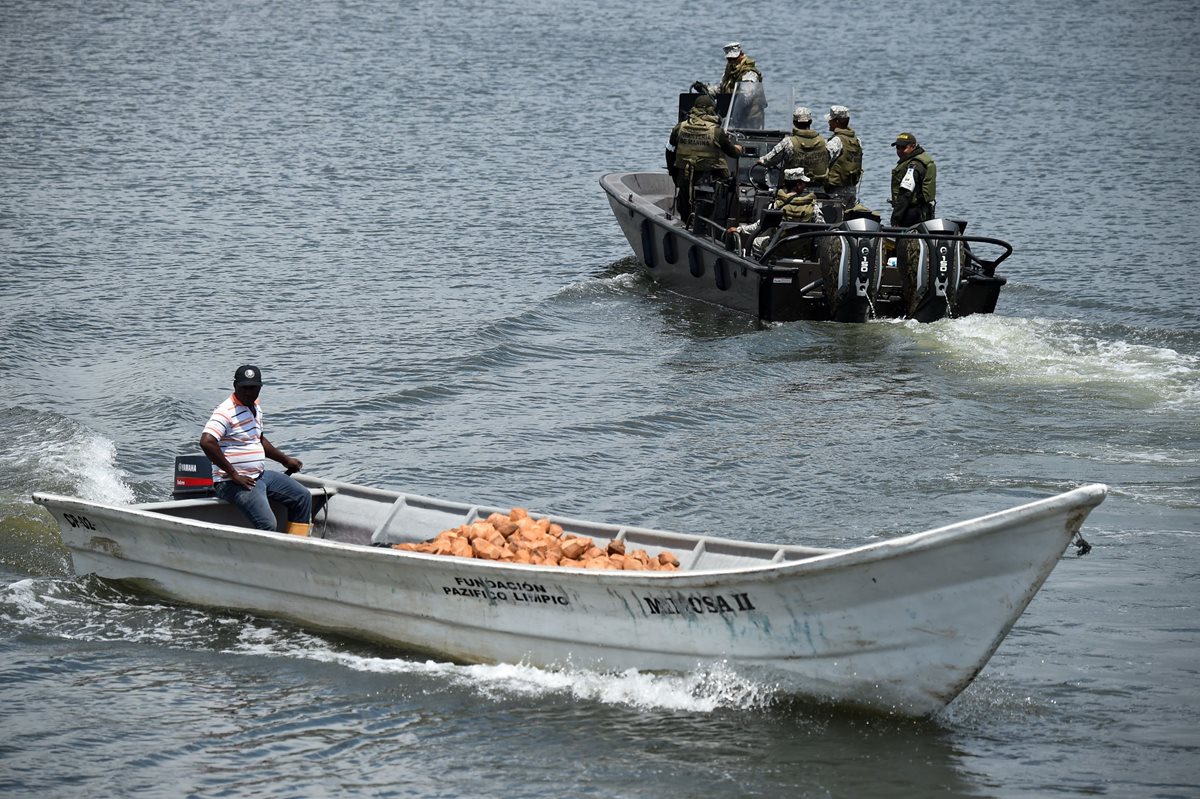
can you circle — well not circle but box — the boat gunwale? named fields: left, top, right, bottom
left=31, top=481, right=1107, bottom=582
left=601, top=170, right=1012, bottom=274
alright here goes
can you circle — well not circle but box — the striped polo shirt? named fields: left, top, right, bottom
left=203, top=394, right=265, bottom=482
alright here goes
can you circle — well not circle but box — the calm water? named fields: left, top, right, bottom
left=2, top=0, right=1198, bottom=796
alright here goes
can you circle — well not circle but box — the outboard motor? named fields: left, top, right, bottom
left=818, top=216, right=884, bottom=323
left=173, top=454, right=214, bottom=499
left=901, top=218, right=964, bottom=322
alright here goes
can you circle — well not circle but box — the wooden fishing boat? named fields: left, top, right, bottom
left=33, top=473, right=1105, bottom=716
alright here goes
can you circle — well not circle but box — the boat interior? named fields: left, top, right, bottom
left=142, top=470, right=838, bottom=572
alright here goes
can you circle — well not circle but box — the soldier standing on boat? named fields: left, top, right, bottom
left=725, top=167, right=820, bottom=257
left=755, top=106, right=831, bottom=188
left=824, top=105, right=863, bottom=208
left=666, top=94, right=743, bottom=226
left=889, top=131, right=936, bottom=227
left=691, top=42, right=766, bottom=129
left=692, top=42, right=763, bottom=97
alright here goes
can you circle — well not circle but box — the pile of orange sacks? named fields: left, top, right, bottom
left=392, top=507, right=680, bottom=571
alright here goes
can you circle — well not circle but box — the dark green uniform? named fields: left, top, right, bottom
left=674, top=112, right=733, bottom=174
left=890, top=148, right=936, bottom=227
left=669, top=105, right=740, bottom=224
left=784, top=128, right=830, bottom=186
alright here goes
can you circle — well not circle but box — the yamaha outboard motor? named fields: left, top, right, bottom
left=901, top=218, right=964, bottom=322
left=818, top=216, right=884, bottom=323
left=173, top=454, right=214, bottom=499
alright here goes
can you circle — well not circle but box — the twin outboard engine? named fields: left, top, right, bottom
left=899, top=218, right=964, bottom=322
left=818, top=216, right=884, bottom=323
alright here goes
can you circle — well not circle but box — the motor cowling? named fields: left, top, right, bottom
left=901, top=218, right=964, bottom=322
left=819, top=216, right=884, bottom=322
left=173, top=454, right=214, bottom=499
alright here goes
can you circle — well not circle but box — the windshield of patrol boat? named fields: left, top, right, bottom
left=724, top=81, right=767, bottom=131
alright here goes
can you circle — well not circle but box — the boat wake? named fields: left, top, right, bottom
left=0, top=407, right=134, bottom=505
left=0, top=576, right=780, bottom=715
left=911, top=314, right=1200, bottom=408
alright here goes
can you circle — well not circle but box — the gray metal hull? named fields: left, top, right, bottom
left=601, top=171, right=1007, bottom=323
left=34, top=478, right=1105, bottom=716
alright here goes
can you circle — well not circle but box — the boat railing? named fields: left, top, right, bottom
left=760, top=227, right=1014, bottom=276
left=692, top=213, right=729, bottom=240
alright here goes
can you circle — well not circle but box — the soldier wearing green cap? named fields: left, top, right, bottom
left=889, top=132, right=936, bottom=227
left=666, top=94, right=744, bottom=224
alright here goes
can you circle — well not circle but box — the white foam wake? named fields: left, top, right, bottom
left=1, top=577, right=779, bottom=714
left=230, top=624, right=779, bottom=713
left=918, top=315, right=1199, bottom=407
left=1, top=415, right=134, bottom=504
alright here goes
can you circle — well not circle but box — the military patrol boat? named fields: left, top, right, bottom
left=34, top=458, right=1105, bottom=717
left=601, top=88, right=1014, bottom=323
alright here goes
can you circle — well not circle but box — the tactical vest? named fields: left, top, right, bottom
left=890, top=150, right=936, bottom=204
left=784, top=128, right=830, bottom=183
left=825, top=128, right=862, bottom=189
left=675, top=113, right=728, bottom=173
left=774, top=189, right=816, bottom=222
left=719, top=56, right=763, bottom=94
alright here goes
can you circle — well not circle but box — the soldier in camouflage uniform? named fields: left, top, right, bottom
left=666, top=94, right=743, bottom=225
left=691, top=42, right=766, bottom=129
left=726, top=167, right=820, bottom=257
left=824, top=105, right=863, bottom=209
left=756, top=106, right=830, bottom=187
left=692, top=42, right=763, bottom=97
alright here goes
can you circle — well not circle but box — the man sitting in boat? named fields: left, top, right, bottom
left=726, top=167, right=821, bottom=257
left=755, top=106, right=830, bottom=189
left=666, top=93, right=743, bottom=226
left=199, top=365, right=313, bottom=536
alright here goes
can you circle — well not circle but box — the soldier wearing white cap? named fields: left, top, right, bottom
left=755, top=105, right=830, bottom=187
left=726, top=167, right=821, bottom=257
left=691, top=41, right=763, bottom=97
left=824, top=105, right=863, bottom=207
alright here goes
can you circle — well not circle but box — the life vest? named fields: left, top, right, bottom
left=774, top=189, right=817, bottom=222
left=719, top=56, right=762, bottom=94
left=826, top=127, right=862, bottom=189
left=890, top=149, right=936, bottom=205
left=674, top=112, right=727, bottom=173
left=784, top=128, right=830, bottom=183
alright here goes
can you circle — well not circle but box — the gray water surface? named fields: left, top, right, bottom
left=2, top=0, right=1198, bottom=797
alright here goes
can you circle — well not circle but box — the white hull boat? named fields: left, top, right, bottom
left=33, top=476, right=1106, bottom=716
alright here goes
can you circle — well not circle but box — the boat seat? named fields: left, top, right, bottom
left=765, top=226, right=816, bottom=260
left=759, top=208, right=783, bottom=229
